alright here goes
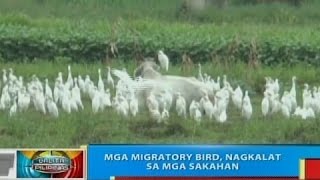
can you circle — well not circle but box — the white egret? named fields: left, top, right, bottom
left=157, top=50, right=169, bottom=72
left=241, top=91, right=252, bottom=120
left=107, top=66, right=114, bottom=89
left=176, top=92, right=187, bottom=119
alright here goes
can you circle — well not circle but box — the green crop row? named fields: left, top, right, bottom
left=1, top=0, right=320, bottom=24
left=0, top=19, right=320, bottom=66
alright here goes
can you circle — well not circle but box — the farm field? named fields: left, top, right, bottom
left=1, top=61, right=320, bottom=148
left=1, top=0, right=320, bottom=148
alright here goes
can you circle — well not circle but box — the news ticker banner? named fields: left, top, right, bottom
left=1, top=145, right=320, bottom=179
left=87, top=145, right=320, bottom=180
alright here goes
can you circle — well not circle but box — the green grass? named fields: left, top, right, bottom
left=0, top=0, right=320, bottom=24
left=1, top=16, right=320, bottom=66
left=1, top=60, right=320, bottom=148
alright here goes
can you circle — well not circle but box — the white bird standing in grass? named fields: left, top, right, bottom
left=306, top=108, right=316, bottom=119
left=197, top=63, right=204, bottom=82
left=190, top=100, right=202, bottom=123
left=17, top=76, right=23, bottom=88
left=261, top=91, right=270, bottom=117
left=9, top=97, right=18, bottom=117
left=293, top=106, right=303, bottom=117
left=273, top=78, right=280, bottom=94
left=215, top=89, right=229, bottom=114
left=8, top=68, right=17, bottom=82
left=33, top=75, right=44, bottom=94
left=222, top=75, right=230, bottom=88
left=9, top=98, right=17, bottom=117
left=149, top=108, right=162, bottom=123
left=281, top=102, right=290, bottom=118
left=311, top=87, right=320, bottom=114
left=56, top=72, right=63, bottom=84
left=201, top=93, right=215, bottom=120
left=92, top=88, right=102, bottom=114
left=290, top=76, right=297, bottom=111
left=161, top=108, right=170, bottom=122
left=211, top=76, right=221, bottom=93
left=67, top=65, right=73, bottom=89
left=129, top=93, right=139, bottom=117
left=162, top=89, right=173, bottom=111
left=72, top=77, right=84, bottom=110
left=302, top=84, right=312, bottom=109
left=45, top=78, right=53, bottom=99
left=85, top=75, right=94, bottom=97
left=194, top=106, right=202, bottom=123
left=265, top=77, right=273, bottom=92
left=241, top=91, right=252, bottom=120
left=17, top=87, right=30, bottom=112
left=176, top=92, right=187, bottom=119
left=160, top=99, right=170, bottom=121
left=0, top=87, right=11, bottom=110
left=69, top=94, right=78, bottom=112
left=146, top=92, right=159, bottom=112
left=61, top=88, right=71, bottom=114
left=189, top=100, right=197, bottom=119
left=34, top=90, right=46, bottom=114
left=270, top=93, right=281, bottom=114
left=281, top=91, right=292, bottom=114
left=53, top=79, right=62, bottom=104
left=158, top=50, right=169, bottom=72
left=2, top=69, right=7, bottom=84
left=295, top=106, right=315, bottom=120
left=78, top=75, right=85, bottom=93
left=88, top=83, right=96, bottom=101
left=231, top=85, right=243, bottom=110
left=46, top=95, right=59, bottom=118
left=116, top=95, right=129, bottom=118
left=97, top=68, right=104, bottom=92
left=107, top=66, right=114, bottom=89
left=100, top=89, right=112, bottom=108
left=218, top=109, right=227, bottom=123
left=53, top=76, right=63, bottom=100
left=146, top=93, right=164, bottom=123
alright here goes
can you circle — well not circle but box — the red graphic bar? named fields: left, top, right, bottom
left=305, top=159, right=320, bottom=180
left=115, top=177, right=298, bottom=180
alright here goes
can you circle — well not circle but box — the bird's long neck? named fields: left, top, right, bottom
left=198, top=66, right=202, bottom=75
left=98, top=72, right=102, bottom=79
left=292, top=79, right=296, bottom=88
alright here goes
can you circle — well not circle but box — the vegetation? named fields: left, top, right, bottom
left=0, top=61, right=320, bottom=148
left=0, top=18, right=320, bottom=66
left=1, top=0, right=320, bottom=147
left=0, top=0, right=319, bottom=24
left=1, top=1, right=320, bottom=65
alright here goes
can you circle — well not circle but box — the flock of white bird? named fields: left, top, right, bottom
left=0, top=50, right=317, bottom=123
left=261, top=76, right=317, bottom=120
left=0, top=66, right=116, bottom=118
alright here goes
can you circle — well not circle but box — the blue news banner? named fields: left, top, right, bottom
left=87, top=145, right=320, bottom=179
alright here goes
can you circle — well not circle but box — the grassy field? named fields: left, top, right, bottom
left=1, top=61, right=320, bottom=148
left=0, top=0, right=320, bottom=24
left=1, top=0, right=320, bottom=148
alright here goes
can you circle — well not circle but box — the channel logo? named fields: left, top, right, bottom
left=17, top=150, right=84, bottom=178
left=32, top=155, right=71, bottom=173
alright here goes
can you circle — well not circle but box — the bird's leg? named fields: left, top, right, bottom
left=125, top=119, right=131, bottom=141
left=191, top=120, right=197, bottom=144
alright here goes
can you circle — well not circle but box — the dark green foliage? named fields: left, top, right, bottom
left=0, top=23, right=320, bottom=66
